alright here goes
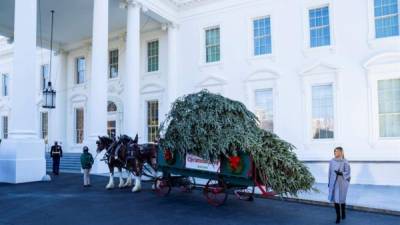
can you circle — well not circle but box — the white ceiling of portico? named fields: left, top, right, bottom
left=0, top=0, right=162, bottom=49
left=167, top=0, right=216, bottom=7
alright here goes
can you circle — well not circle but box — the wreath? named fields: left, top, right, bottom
left=164, top=148, right=176, bottom=165
left=227, top=151, right=243, bottom=174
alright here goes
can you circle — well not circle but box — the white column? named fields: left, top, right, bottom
left=167, top=23, right=179, bottom=105
left=0, top=0, right=45, bottom=183
left=85, top=0, right=109, bottom=174
left=88, top=0, right=108, bottom=139
left=123, top=1, right=141, bottom=139
left=50, top=50, right=67, bottom=146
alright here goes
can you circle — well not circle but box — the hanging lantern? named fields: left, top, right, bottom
left=41, top=10, right=56, bottom=109
left=42, top=81, right=56, bottom=108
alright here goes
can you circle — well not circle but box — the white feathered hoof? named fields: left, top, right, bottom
left=106, top=182, right=115, bottom=190
left=151, top=183, right=156, bottom=190
left=118, top=182, right=125, bottom=189
left=124, top=180, right=132, bottom=187
left=131, top=184, right=141, bottom=193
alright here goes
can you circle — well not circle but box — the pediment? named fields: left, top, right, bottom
left=70, top=94, right=88, bottom=103
left=196, top=76, right=226, bottom=88
left=364, top=52, right=400, bottom=69
left=245, top=69, right=280, bottom=82
left=140, top=84, right=164, bottom=94
left=300, top=62, right=338, bottom=76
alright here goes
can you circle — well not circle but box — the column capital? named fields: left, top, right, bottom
left=119, top=0, right=141, bottom=9
left=162, top=22, right=180, bottom=31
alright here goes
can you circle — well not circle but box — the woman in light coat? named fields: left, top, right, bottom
left=328, top=147, right=351, bottom=224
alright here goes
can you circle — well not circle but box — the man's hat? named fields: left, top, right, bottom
left=83, top=146, right=89, bottom=152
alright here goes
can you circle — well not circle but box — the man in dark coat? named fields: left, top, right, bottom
left=50, top=141, right=63, bottom=175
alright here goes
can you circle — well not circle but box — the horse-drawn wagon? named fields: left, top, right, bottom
left=154, top=147, right=276, bottom=206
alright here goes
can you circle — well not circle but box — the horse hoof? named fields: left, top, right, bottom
left=132, top=187, right=141, bottom=193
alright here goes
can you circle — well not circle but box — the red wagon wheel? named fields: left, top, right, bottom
left=203, top=178, right=228, bottom=206
left=154, top=177, right=171, bottom=197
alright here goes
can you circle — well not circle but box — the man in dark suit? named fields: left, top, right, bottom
left=50, top=141, right=63, bottom=175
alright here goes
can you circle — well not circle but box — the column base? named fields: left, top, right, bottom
left=0, top=138, right=46, bottom=183
left=84, top=137, right=109, bottom=174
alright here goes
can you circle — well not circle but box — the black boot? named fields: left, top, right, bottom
left=334, top=203, right=341, bottom=224
left=341, top=204, right=346, bottom=220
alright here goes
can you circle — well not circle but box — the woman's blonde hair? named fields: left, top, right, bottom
left=334, top=146, right=345, bottom=159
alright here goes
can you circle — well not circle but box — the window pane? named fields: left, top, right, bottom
left=147, top=101, right=159, bottom=142
left=109, top=50, right=118, bottom=78
left=41, top=112, right=48, bottom=144
left=2, top=116, right=8, bottom=139
left=309, top=6, right=331, bottom=47
left=76, top=108, right=84, bottom=143
left=253, top=17, right=272, bottom=55
left=205, top=27, right=220, bottom=63
left=2, top=74, right=8, bottom=96
left=107, top=120, right=116, bottom=139
left=41, top=64, right=49, bottom=90
left=255, top=89, right=274, bottom=132
left=312, top=84, right=334, bottom=139
left=76, top=57, right=85, bottom=84
left=374, top=0, right=399, bottom=38
left=378, top=79, right=400, bottom=137
left=147, top=41, right=159, bottom=72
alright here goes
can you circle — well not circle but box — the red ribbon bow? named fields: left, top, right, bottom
left=229, top=156, right=241, bottom=170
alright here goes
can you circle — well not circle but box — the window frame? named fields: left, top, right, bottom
left=75, top=56, right=86, bottom=85
left=252, top=16, right=273, bottom=56
left=75, top=107, right=84, bottom=144
left=109, top=49, right=119, bottom=79
left=1, top=73, right=9, bottom=97
left=146, top=100, right=159, bottom=143
left=40, top=111, right=49, bottom=143
left=367, top=0, right=400, bottom=46
left=377, top=78, right=400, bottom=138
left=254, top=88, right=274, bottom=132
left=302, top=1, right=336, bottom=53
left=204, top=26, right=221, bottom=64
left=311, top=83, right=335, bottom=140
left=373, top=0, right=400, bottom=39
left=308, top=6, right=331, bottom=48
left=2, top=116, right=8, bottom=139
left=147, top=40, right=159, bottom=73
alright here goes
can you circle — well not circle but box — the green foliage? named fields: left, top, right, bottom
left=160, top=90, right=315, bottom=195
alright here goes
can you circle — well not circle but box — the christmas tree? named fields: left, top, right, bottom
left=160, top=90, right=315, bottom=196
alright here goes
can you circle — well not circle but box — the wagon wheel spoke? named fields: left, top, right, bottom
left=203, top=179, right=228, bottom=206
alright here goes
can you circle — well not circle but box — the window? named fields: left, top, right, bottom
left=2, top=116, right=7, bottom=139
left=107, top=120, right=116, bottom=139
left=205, top=27, right=220, bottom=63
left=309, top=6, right=331, bottom=47
left=147, top=41, right=159, bottom=72
left=312, top=84, right=334, bottom=139
left=2, top=74, right=8, bottom=96
left=147, top=100, right=159, bottom=142
left=41, top=112, right=48, bottom=144
left=255, top=89, right=274, bottom=131
left=253, top=17, right=272, bottom=55
left=76, top=57, right=85, bottom=84
left=109, top=50, right=118, bottom=78
left=75, top=108, right=84, bottom=144
left=374, top=0, right=399, bottom=38
left=41, top=64, right=49, bottom=90
left=378, top=78, right=400, bottom=137
left=107, top=101, right=117, bottom=112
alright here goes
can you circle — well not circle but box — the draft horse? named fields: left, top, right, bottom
left=96, top=135, right=158, bottom=192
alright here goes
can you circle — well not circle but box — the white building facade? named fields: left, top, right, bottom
left=0, top=0, right=399, bottom=185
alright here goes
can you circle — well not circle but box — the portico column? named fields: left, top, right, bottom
left=88, top=0, right=108, bottom=139
left=86, top=0, right=109, bottom=173
left=167, top=23, right=179, bottom=105
left=0, top=0, right=45, bottom=183
left=123, top=1, right=141, bottom=139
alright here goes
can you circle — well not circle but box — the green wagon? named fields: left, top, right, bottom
left=154, top=146, right=276, bottom=206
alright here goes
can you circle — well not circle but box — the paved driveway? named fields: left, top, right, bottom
left=0, top=173, right=398, bottom=225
